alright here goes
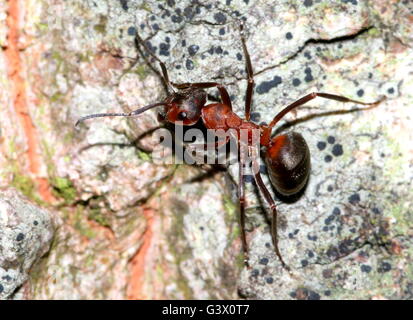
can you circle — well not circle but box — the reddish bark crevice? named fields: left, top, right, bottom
left=127, top=206, right=155, bottom=300
left=4, top=0, right=54, bottom=202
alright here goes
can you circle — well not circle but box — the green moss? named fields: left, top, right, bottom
left=367, top=27, right=381, bottom=38
left=134, top=64, right=149, bottom=80
left=88, top=208, right=110, bottom=227
left=74, top=206, right=97, bottom=239
left=51, top=176, right=77, bottom=203
left=94, top=24, right=106, bottom=34
left=137, top=150, right=152, bottom=162
left=10, top=172, right=44, bottom=205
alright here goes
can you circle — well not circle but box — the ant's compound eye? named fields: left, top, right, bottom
left=177, top=111, right=187, bottom=121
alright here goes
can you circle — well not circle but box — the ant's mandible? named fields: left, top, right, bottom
left=76, top=23, right=385, bottom=270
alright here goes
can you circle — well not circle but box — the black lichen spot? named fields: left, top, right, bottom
left=327, top=136, right=335, bottom=144
left=181, top=40, right=186, bottom=47
left=16, top=233, right=25, bottom=241
left=357, top=89, right=364, bottom=97
left=219, top=27, right=225, bottom=35
left=185, top=59, right=194, bottom=70
left=308, top=291, right=321, bottom=300
left=332, top=144, right=343, bottom=157
left=159, top=43, right=170, bottom=56
left=322, top=226, right=329, bottom=232
left=285, top=32, right=293, bottom=40
left=265, top=242, right=271, bottom=248
left=256, top=76, right=282, bottom=94
left=152, top=23, right=160, bottom=31
left=34, top=220, right=39, bottom=226
left=171, top=15, right=183, bottom=23
left=188, top=45, right=199, bottom=56
left=324, top=155, right=333, bottom=163
left=292, top=78, right=301, bottom=87
left=361, top=264, right=372, bottom=273
left=2, top=275, right=11, bottom=281
left=250, top=112, right=261, bottom=122
left=307, top=234, right=317, bottom=241
left=301, top=260, right=309, bottom=267
left=243, top=0, right=250, bottom=4
left=304, top=0, right=313, bottom=7
left=333, top=207, right=341, bottom=215
left=236, top=52, right=243, bottom=61
left=348, top=193, right=360, bottom=204
left=259, top=257, right=269, bottom=265
left=326, top=246, right=339, bottom=259
left=183, top=7, right=195, bottom=19
left=265, top=277, right=274, bottom=284
left=324, top=214, right=336, bottom=225
left=199, top=226, right=204, bottom=230
left=0, top=283, right=3, bottom=293
left=324, top=290, right=331, bottom=296
left=304, top=51, right=312, bottom=60
left=213, top=12, right=227, bottom=24
left=244, top=175, right=254, bottom=183
left=372, top=207, right=381, bottom=215
left=387, top=87, right=395, bottom=94
left=167, top=0, right=175, bottom=7
left=119, top=0, right=128, bottom=11
left=127, top=26, right=136, bottom=36
left=378, top=262, right=392, bottom=273
left=251, top=269, right=259, bottom=277
left=215, top=46, right=223, bottom=54
left=226, top=0, right=232, bottom=5
left=327, top=185, right=333, bottom=192
left=175, top=65, right=182, bottom=70
left=308, top=250, right=314, bottom=258
left=368, top=72, right=373, bottom=79
left=304, top=67, right=314, bottom=82
left=317, top=141, right=327, bottom=151
left=338, top=239, right=353, bottom=255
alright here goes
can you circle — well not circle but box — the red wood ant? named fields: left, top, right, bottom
left=76, top=23, right=385, bottom=270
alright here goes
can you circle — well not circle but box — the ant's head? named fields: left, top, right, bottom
left=163, top=88, right=207, bottom=125
left=75, top=88, right=207, bottom=127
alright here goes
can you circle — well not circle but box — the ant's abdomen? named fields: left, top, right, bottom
left=265, top=132, right=311, bottom=196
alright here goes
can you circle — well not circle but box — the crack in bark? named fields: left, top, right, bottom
left=253, top=26, right=375, bottom=79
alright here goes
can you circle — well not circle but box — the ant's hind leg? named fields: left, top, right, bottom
left=253, top=169, right=290, bottom=270
left=238, top=159, right=250, bottom=268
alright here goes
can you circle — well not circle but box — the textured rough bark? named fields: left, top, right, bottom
left=0, top=0, right=412, bottom=299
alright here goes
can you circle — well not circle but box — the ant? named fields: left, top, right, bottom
left=76, top=23, right=385, bottom=270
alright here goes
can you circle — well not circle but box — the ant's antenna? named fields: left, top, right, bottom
left=75, top=102, right=166, bottom=127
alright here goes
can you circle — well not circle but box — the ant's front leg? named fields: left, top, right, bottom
left=171, top=82, right=233, bottom=110
left=239, top=22, right=255, bottom=121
